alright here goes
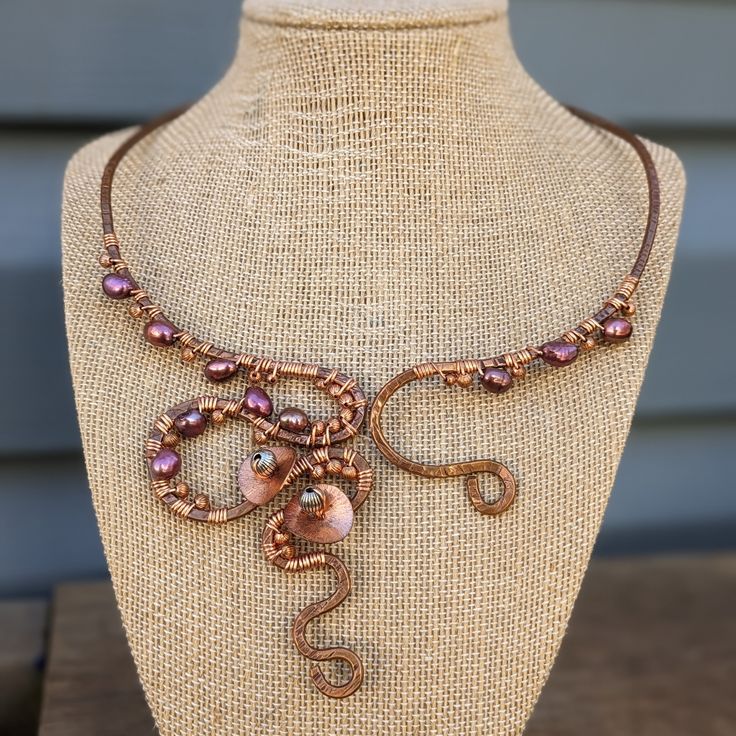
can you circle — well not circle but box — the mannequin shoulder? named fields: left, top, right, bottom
left=62, top=128, right=136, bottom=210
left=644, top=137, right=687, bottom=203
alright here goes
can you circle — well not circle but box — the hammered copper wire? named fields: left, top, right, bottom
left=369, top=107, right=659, bottom=512
left=262, top=510, right=363, bottom=699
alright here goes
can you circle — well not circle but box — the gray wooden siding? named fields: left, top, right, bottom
left=1, top=0, right=733, bottom=595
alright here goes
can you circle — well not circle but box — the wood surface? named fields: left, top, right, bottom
left=35, top=554, right=736, bottom=735
left=0, top=598, right=46, bottom=735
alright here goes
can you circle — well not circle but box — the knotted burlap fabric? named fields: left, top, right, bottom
left=61, top=1, right=684, bottom=733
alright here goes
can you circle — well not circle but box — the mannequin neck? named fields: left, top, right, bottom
left=224, top=1, right=518, bottom=100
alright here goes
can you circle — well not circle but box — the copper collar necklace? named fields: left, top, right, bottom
left=97, top=105, right=659, bottom=698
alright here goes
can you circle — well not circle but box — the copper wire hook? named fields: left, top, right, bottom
left=369, top=364, right=517, bottom=516
left=262, top=513, right=364, bottom=698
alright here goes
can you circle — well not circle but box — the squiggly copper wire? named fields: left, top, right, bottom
left=262, top=510, right=363, bottom=699
left=369, top=364, right=517, bottom=516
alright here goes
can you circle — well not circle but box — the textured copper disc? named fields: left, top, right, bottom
left=284, top=484, right=354, bottom=544
left=238, top=446, right=297, bottom=506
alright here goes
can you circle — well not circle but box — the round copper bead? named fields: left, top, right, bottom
left=102, top=273, right=133, bottom=299
left=602, top=317, right=633, bottom=343
left=456, top=373, right=474, bottom=388
left=541, top=340, right=579, bottom=367
left=279, top=407, right=310, bottom=433
left=203, top=358, right=238, bottom=382
left=243, top=386, right=273, bottom=418
left=144, top=321, right=176, bottom=347
left=174, top=408, right=207, bottom=438
left=150, top=448, right=180, bottom=480
left=480, top=367, right=513, bottom=394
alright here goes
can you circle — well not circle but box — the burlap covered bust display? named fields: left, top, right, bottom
left=61, top=1, right=684, bottom=733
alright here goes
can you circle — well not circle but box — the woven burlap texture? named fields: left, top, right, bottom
left=61, top=1, right=685, bottom=734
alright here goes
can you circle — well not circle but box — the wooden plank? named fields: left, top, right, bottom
left=38, top=555, right=736, bottom=733
left=527, top=554, right=736, bottom=734
left=1, top=0, right=735, bottom=124
left=602, top=419, right=736, bottom=551
left=0, top=0, right=240, bottom=121
left=0, top=598, right=47, bottom=736
left=38, top=582, right=157, bottom=736
left=512, top=0, right=736, bottom=126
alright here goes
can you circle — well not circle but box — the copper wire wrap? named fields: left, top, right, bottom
left=262, top=511, right=363, bottom=699
left=146, top=395, right=259, bottom=523
left=370, top=106, right=660, bottom=511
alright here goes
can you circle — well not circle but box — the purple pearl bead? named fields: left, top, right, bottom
left=279, top=406, right=310, bottom=433
left=204, top=358, right=238, bottom=382
left=244, top=386, right=273, bottom=418
left=603, top=317, right=633, bottom=343
left=144, top=321, right=176, bottom=347
left=102, top=273, right=133, bottom=299
left=541, top=340, right=579, bottom=367
left=150, top=448, right=180, bottom=480
left=480, top=367, right=513, bottom=394
left=174, top=409, right=207, bottom=438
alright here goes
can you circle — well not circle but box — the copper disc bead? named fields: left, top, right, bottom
left=602, top=317, right=633, bottom=343
left=238, top=446, right=297, bottom=506
left=144, top=320, right=176, bottom=347
left=278, top=407, right=310, bottom=433
left=284, top=484, right=354, bottom=544
left=204, top=358, right=238, bottom=382
left=243, top=386, right=273, bottom=418
left=480, top=367, right=513, bottom=394
left=541, top=340, right=579, bottom=367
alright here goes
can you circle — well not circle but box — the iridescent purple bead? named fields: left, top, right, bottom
left=603, top=317, right=633, bottom=343
left=102, top=273, right=133, bottom=299
left=244, top=386, right=273, bottom=418
left=279, top=406, right=310, bottom=433
left=150, top=448, right=180, bottom=480
left=541, top=340, right=579, bottom=367
left=144, top=320, right=176, bottom=347
left=174, top=409, right=207, bottom=438
left=204, top=358, right=238, bottom=382
left=480, top=367, right=513, bottom=394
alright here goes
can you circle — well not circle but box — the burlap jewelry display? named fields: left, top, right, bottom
left=61, top=1, right=685, bottom=733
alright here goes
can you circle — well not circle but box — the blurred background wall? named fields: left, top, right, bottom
left=1, top=0, right=734, bottom=598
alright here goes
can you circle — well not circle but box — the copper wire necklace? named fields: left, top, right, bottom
left=97, top=105, right=659, bottom=698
